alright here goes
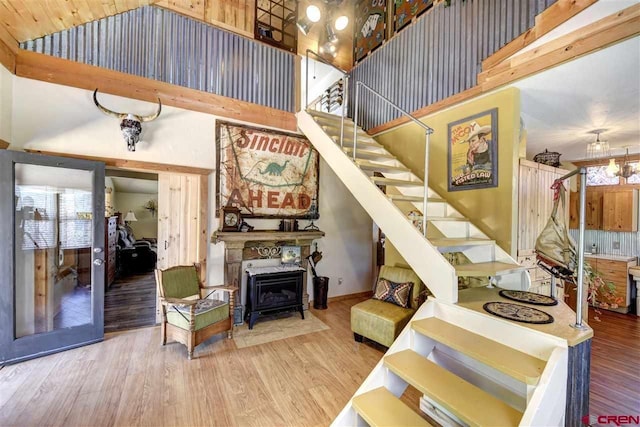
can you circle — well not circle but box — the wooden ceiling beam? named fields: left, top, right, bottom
left=24, top=149, right=213, bottom=175
left=481, top=0, right=597, bottom=72
left=15, top=50, right=297, bottom=131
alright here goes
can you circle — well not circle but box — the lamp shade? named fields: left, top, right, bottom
left=124, top=210, right=138, bottom=222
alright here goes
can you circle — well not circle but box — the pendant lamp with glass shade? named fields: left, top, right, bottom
left=586, top=129, right=610, bottom=159
left=607, top=147, right=638, bottom=178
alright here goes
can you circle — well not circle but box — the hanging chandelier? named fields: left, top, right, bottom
left=585, top=129, right=610, bottom=159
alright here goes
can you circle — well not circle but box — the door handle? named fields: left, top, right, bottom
left=165, top=240, right=168, bottom=250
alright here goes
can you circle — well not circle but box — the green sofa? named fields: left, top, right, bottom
left=351, top=265, right=424, bottom=347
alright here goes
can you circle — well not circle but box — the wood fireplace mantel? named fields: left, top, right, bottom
left=211, top=230, right=325, bottom=310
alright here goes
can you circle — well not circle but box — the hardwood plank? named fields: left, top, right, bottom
left=104, top=272, right=157, bottom=333
left=0, top=20, right=17, bottom=72
left=24, top=149, right=213, bottom=175
left=15, top=50, right=297, bottom=132
left=0, top=297, right=636, bottom=426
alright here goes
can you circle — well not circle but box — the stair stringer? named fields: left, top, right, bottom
left=297, top=111, right=458, bottom=303
left=306, top=110, right=531, bottom=291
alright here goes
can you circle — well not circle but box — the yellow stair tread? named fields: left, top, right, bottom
left=454, top=261, right=526, bottom=276
left=352, top=387, right=433, bottom=427
left=384, top=350, right=523, bottom=427
left=429, top=238, right=495, bottom=247
left=412, top=317, right=546, bottom=385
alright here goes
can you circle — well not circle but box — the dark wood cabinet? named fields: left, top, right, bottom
left=105, top=216, right=118, bottom=289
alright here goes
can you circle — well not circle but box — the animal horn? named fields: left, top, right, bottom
left=93, top=89, right=127, bottom=119
left=137, top=98, right=162, bottom=122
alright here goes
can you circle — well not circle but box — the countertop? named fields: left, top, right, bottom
left=583, top=253, right=638, bottom=263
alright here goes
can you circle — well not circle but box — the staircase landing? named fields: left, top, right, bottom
left=457, top=287, right=593, bottom=345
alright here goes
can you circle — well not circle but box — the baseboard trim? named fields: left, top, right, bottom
left=310, top=291, right=373, bottom=305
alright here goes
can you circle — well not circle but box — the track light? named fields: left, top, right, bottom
left=306, top=5, right=321, bottom=22
left=319, top=41, right=337, bottom=58
left=297, top=17, right=313, bottom=35
left=334, top=15, right=348, bottom=31
left=325, top=23, right=338, bottom=43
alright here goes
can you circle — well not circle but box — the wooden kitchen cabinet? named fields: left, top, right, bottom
left=569, top=190, right=603, bottom=229
left=602, top=189, right=638, bottom=231
left=570, top=188, right=638, bottom=231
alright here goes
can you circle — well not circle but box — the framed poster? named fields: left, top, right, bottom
left=447, top=109, right=498, bottom=192
left=354, top=0, right=386, bottom=63
left=394, top=0, right=433, bottom=34
left=216, top=121, right=319, bottom=218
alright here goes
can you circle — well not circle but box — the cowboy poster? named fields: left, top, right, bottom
left=447, top=109, right=498, bottom=192
left=216, top=121, right=320, bottom=218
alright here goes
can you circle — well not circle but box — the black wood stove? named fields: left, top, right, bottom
left=245, top=267, right=305, bottom=329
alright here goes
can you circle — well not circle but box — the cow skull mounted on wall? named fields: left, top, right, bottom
left=93, top=89, right=162, bottom=152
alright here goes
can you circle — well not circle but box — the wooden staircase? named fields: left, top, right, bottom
left=334, top=299, right=568, bottom=426
left=299, top=109, right=530, bottom=293
left=297, top=108, right=569, bottom=426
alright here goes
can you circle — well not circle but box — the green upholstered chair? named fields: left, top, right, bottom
left=351, top=265, right=424, bottom=347
left=155, top=264, right=237, bottom=359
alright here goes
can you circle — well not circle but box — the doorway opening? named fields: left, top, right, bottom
left=104, top=169, right=159, bottom=332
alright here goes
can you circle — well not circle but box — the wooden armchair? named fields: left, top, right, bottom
left=155, top=264, right=237, bottom=359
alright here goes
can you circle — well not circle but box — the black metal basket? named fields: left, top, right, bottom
left=533, top=149, right=561, bottom=167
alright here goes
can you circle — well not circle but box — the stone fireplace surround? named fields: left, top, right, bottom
left=211, top=230, right=325, bottom=310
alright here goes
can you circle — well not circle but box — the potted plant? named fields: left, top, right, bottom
left=143, top=199, right=157, bottom=217
left=582, top=261, right=623, bottom=320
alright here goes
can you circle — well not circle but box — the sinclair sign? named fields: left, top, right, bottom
left=216, top=121, right=320, bottom=218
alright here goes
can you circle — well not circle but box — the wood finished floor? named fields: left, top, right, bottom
left=0, top=298, right=637, bottom=426
left=588, top=307, right=640, bottom=418
left=104, top=272, right=157, bottom=333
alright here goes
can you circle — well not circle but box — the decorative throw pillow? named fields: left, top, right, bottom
left=373, top=278, right=413, bottom=308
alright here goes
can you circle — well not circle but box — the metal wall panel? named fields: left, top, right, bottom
left=569, top=229, right=640, bottom=258
left=21, top=6, right=295, bottom=112
left=350, top=0, right=557, bottom=130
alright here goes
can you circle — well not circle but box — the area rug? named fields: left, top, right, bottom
left=499, top=290, right=558, bottom=306
left=483, top=302, right=554, bottom=324
left=233, top=311, right=330, bottom=349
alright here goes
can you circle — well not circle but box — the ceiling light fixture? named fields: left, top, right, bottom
left=296, top=17, right=313, bottom=35
left=306, top=5, right=321, bottom=22
left=334, top=15, right=348, bottom=31
left=325, top=22, right=338, bottom=43
left=607, top=147, right=638, bottom=179
left=319, top=41, right=337, bottom=58
left=585, top=129, right=610, bottom=159
left=606, top=158, right=619, bottom=177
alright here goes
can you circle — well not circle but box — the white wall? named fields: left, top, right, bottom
left=9, top=76, right=373, bottom=299
left=0, top=64, right=12, bottom=142
left=114, top=191, right=158, bottom=239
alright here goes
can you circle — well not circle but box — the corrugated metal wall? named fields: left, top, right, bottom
left=20, top=6, right=295, bottom=112
left=569, top=229, right=640, bottom=258
left=350, top=0, right=557, bottom=130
